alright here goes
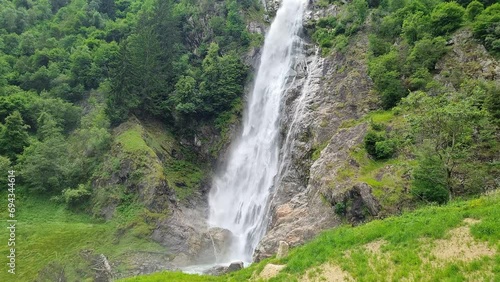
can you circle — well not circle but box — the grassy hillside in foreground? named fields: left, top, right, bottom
left=0, top=194, right=164, bottom=281
left=121, top=191, right=500, bottom=282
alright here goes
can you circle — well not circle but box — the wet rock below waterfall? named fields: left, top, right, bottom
left=204, top=261, right=244, bottom=276
left=200, top=227, right=233, bottom=262
left=227, top=261, right=244, bottom=272
left=204, top=265, right=227, bottom=276
left=172, top=227, right=233, bottom=267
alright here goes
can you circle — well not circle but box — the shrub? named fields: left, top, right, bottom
left=454, top=0, right=497, bottom=7
left=367, top=0, right=380, bottom=8
left=364, top=130, right=384, bottom=157
left=377, top=15, right=402, bottom=39
left=334, top=35, right=349, bottom=52
left=406, top=37, right=448, bottom=72
left=0, top=156, right=11, bottom=186
left=316, top=16, right=337, bottom=28
left=313, top=28, right=335, bottom=49
left=412, top=154, right=449, bottom=204
left=402, top=11, right=431, bottom=44
left=17, top=133, right=71, bottom=193
left=484, top=82, right=500, bottom=120
left=334, top=202, right=347, bottom=216
left=473, top=3, right=500, bottom=55
left=368, top=51, right=407, bottom=109
left=368, top=35, right=391, bottom=56
left=408, top=68, right=433, bottom=91
left=379, top=71, right=407, bottom=109
left=0, top=111, right=30, bottom=160
left=370, top=120, right=385, bottom=131
left=375, top=140, right=396, bottom=159
left=62, top=184, right=92, bottom=209
left=364, top=125, right=398, bottom=160
left=466, top=0, right=484, bottom=20
left=430, top=2, right=465, bottom=35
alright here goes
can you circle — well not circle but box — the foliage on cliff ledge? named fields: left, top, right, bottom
left=311, top=0, right=499, bottom=208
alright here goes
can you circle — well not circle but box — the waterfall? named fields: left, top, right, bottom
left=208, top=0, right=307, bottom=263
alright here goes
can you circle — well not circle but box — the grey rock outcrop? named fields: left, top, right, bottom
left=264, top=0, right=281, bottom=16
left=304, top=3, right=339, bottom=25
left=227, top=261, right=244, bottom=272
left=152, top=207, right=234, bottom=266
left=435, top=28, right=500, bottom=86
left=207, top=227, right=234, bottom=261
left=324, top=182, right=381, bottom=224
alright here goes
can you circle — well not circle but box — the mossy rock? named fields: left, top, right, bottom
left=93, top=117, right=207, bottom=218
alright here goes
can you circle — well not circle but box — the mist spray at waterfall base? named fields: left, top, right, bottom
left=205, top=0, right=308, bottom=267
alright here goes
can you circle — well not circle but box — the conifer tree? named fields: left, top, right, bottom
left=0, top=111, right=30, bottom=161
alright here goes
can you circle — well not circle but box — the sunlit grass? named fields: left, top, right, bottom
left=0, top=194, right=162, bottom=281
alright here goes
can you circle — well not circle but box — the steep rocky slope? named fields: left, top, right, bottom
left=90, top=116, right=237, bottom=273
left=253, top=0, right=499, bottom=261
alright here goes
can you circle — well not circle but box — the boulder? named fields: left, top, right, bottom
left=204, top=261, right=244, bottom=276
left=205, top=227, right=233, bottom=262
left=327, top=182, right=382, bottom=224
left=204, top=265, right=228, bottom=276
left=276, top=241, right=289, bottom=258
left=227, top=261, right=244, bottom=272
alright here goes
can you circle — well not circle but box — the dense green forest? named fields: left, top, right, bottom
left=0, top=0, right=260, bottom=201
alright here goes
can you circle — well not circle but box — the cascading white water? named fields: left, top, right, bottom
left=208, top=0, right=307, bottom=263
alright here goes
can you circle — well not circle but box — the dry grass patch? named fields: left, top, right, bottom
left=463, top=218, right=481, bottom=225
left=255, top=264, right=286, bottom=280
left=302, top=262, right=354, bottom=282
left=363, top=239, right=386, bottom=254
left=431, top=219, right=495, bottom=263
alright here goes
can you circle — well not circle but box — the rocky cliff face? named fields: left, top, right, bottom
left=91, top=117, right=237, bottom=276
left=435, top=29, right=500, bottom=87
left=253, top=0, right=380, bottom=260
left=252, top=0, right=500, bottom=262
